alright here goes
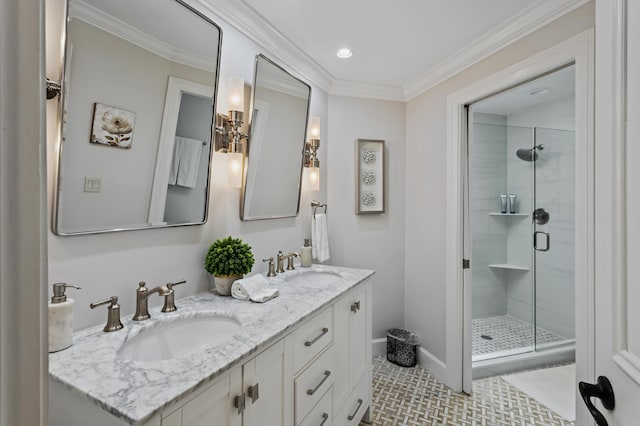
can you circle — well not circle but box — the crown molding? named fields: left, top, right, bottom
left=191, top=0, right=333, bottom=92
left=403, top=0, right=591, bottom=101
left=330, top=80, right=405, bottom=102
left=70, top=0, right=217, bottom=72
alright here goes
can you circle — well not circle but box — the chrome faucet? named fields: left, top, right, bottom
left=276, top=251, right=286, bottom=274
left=133, top=281, right=172, bottom=321
left=285, top=252, right=299, bottom=270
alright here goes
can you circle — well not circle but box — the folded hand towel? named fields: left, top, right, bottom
left=312, top=213, right=330, bottom=263
left=231, top=274, right=279, bottom=303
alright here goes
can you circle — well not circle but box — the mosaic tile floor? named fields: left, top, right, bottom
left=472, top=315, right=565, bottom=357
left=367, top=356, right=574, bottom=426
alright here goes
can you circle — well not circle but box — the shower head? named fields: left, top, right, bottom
left=516, top=144, right=544, bottom=161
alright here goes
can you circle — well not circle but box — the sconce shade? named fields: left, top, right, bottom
left=227, top=151, right=243, bottom=188
left=228, top=77, right=245, bottom=112
left=308, top=116, right=321, bottom=140
left=307, top=165, right=320, bottom=191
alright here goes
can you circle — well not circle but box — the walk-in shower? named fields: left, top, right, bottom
left=467, top=65, right=576, bottom=378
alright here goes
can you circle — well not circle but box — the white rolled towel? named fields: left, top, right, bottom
left=231, top=274, right=279, bottom=303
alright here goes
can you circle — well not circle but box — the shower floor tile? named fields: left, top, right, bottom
left=367, top=356, right=573, bottom=425
left=472, top=315, right=565, bottom=357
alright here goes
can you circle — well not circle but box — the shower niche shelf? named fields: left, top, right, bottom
left=488, top=213, right=530, bottom=217
left=488, top=263, right=531, bottom=271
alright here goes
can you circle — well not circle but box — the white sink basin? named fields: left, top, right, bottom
left=118, top=315, right=241, bottom=362
left=285, top=270, right=341, bottom=286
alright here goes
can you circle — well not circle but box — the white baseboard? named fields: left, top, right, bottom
left=372, top=338, right=386, bottom=357
left=373, top=339, right=447, bottom=383
left=417, top=346, right=447, bottom=383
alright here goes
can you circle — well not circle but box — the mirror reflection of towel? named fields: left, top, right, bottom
left=169, top=136, right=202, bottom=188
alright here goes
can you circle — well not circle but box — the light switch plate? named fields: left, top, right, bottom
left=84, top=176, right=101, bottom=193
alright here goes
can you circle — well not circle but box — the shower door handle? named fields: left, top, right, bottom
left=534, top=231, right=550, bottom=252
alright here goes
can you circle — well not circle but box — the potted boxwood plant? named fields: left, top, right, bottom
left=204, top=236, right=255, bottom=295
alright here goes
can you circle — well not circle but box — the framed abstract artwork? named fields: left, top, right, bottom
left=355, top=138, right=385, bottom=214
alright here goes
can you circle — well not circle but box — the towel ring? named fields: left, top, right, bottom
left=311, top=200, right=327, bottom=218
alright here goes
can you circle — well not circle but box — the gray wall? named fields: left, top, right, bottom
left=327, top=95, right=406, bottom=340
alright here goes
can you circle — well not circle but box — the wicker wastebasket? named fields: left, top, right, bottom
left=386, top=328, right=418, bottom=367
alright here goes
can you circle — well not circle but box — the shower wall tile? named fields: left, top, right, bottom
left=470, top=114, right=508, bottom=318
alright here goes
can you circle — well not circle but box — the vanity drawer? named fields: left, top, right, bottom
left=333, top=374, right=370, bottom=426
left=295, top=345, right=335, bottom=422
left=299, top=387, right=332, bottom=426
left=294, top=307, right=332, bottom=373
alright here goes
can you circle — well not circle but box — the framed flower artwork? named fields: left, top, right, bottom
left=355, top=138, right=385, bottom=214
left=90, top=103, right=136, bottom=149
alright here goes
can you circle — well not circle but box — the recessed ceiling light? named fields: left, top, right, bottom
left=528, top=87, right=551, bottom=96
left=336, top=48, right=353, bottom=59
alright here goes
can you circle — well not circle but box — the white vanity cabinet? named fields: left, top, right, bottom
left=48, top=269, right=374, bottom=426
left=159, top=339, right=291, bottom=426
left=332, top=280, right=372, bottom=426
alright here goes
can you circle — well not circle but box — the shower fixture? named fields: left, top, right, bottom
left=516, top=144, right=545, bottom=161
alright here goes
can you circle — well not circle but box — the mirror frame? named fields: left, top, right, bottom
left=52, top=0, right=222, bottom=235
left=240, top=54, right=311, bottom=221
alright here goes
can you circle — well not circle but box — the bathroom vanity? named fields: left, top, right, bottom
left=49, top=265, right=373, bottom=426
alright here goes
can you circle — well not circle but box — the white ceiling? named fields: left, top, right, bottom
left=213, top=0, right=588, bottom=100
left=473, top=64, right=575, bottom=116
left=241, top=0, right=535, bottom=87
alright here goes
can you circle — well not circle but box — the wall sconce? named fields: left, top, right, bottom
left=304, top=116, right=321, bottom=191
left=215, top=77, right=247, bottom=188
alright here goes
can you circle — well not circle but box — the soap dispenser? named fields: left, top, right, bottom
left=48, top=283, right=81, bottom=353
left=300, top=238, right=312, bottom=267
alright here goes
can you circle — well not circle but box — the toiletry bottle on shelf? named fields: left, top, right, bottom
left=48, top=283, right=81, bottom=353
left=301, top=238, right=312, bottom=267
left=509, top=194, right=517, bottom=214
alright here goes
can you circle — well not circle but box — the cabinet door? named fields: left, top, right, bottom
left=178, top=368, right=242, bottom=426
left=332, top=291, right=351, bottom=413
left=349, top=283, right=369, bottom=386
left=243, top=339, right=292, bottom=426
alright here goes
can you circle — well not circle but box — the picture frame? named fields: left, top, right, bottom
left=90, top=103, right=136, bottom=149
left=355, top=138, right=385, bottom=214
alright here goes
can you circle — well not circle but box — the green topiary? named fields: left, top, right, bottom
left=204, top=236, right=255, bottom=277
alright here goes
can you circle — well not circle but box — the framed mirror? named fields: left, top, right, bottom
left=240, top=54, right=311, bottom=221
left=53, top=0, right=222, bottom=235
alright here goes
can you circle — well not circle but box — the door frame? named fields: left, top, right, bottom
left=445, top=29, right=595, bottom=423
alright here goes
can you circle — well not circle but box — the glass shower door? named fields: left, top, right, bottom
left=532, top=127, right=576, bottom=350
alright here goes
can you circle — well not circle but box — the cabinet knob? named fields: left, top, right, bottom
left=350, top=300, right=361, bottom=313
left=247, top=383, right=260, bottom=403
left=233, top=393, right=246, bottom=414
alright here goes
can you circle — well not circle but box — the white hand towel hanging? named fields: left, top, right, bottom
left=312, top=213, right=331, bottom=263
left=175, top=137, right=203, bottom=188
left=231, top=274, right=279, bottom=303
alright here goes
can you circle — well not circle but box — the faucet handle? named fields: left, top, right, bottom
left=162, top=280, right=186, bottom=313
left=167, top=280, right=186, bottom=290
left=90, top=296, right=124, bottom=332
left=286, top=252, right=299, bottom=270
left=263, top=257, right=276, bottom=277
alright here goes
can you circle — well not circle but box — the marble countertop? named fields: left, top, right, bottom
left=49, top=265, right=374, bottom=425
